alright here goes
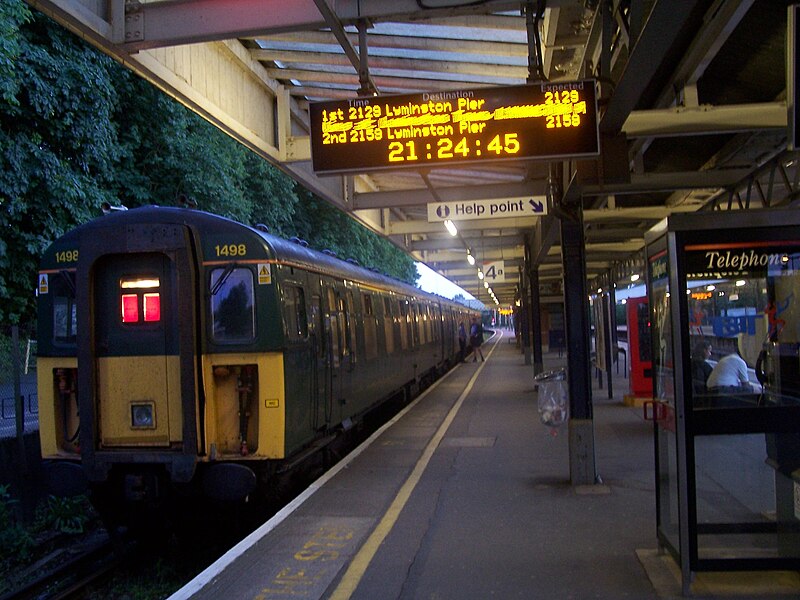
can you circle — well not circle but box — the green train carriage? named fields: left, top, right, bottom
left=36, top=205, right=476, bottom=521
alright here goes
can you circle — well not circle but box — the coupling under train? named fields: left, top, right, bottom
left=36, top=205, right=477, bottom=527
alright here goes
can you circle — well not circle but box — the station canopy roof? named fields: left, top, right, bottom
left=33, top=0, right=799, bottom=306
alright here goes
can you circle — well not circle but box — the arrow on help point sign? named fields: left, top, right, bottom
left=427, top=196, right=547, bottom=222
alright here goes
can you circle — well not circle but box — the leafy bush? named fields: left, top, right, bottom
left=34, top=494, right=91, bottom=534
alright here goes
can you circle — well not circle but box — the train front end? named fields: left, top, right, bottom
left=36, top=207, right=285, bottom=528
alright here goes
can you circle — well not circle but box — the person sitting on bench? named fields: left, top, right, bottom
left=707, top=349, right=753, bottom=394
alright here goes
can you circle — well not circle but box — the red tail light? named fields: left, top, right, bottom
left=122, top=294, right=139, bottom=323
left=143, top=293, right=161, bottom=322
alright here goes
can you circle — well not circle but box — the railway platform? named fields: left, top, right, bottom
left=170, top=329, right=799, bottom=600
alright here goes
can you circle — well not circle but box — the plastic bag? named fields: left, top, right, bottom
left=534, top=369, right=568, bottom=428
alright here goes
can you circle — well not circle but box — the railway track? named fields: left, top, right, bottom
left=0, top=533, right=128, bottom=600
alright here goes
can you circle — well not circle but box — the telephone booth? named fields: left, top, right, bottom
left=645, top=209, right=800, bottom=594
left=626, top=296, right=653, bottom=397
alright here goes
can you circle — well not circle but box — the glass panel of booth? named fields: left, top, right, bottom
left=693, top=432, right=800, bottom=562
left=684, top=241, right=800, bottom=409
left=649, top=247, right=681, bottom=556
left=682, top=238, right=800, bottom=565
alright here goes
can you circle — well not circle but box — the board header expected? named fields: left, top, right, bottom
left=309, top=80, right=599, bottom=175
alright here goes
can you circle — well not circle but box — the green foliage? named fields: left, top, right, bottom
left=0, top=0, right=30, bottom=103
left=291, top=188, right=417, bottom=284
left=1, top=7, right=120, bottom=323
left=0, top=484, right=34, bottom=564
left=1, top=4, right=417, bottom=328
left=34, top=495, right=91, bottom=535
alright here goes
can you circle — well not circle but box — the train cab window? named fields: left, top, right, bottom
left=210, top=267, right=255, bottom=342
left=284, top=285, right=308, bottom=339
left=50, top=271, right=78, bottom=344
left=53, top=296, right=78, bottom=344
left=120, top=278, right=161, bottom=324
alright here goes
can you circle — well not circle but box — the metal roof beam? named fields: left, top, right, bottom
left=354, top=181, right=546, bottom=209
left=407, top=234, right=524, bottom=252
left=121, top=0, right=325, bottom=51
left=600, top=0, right=709, bottom=134
left=104, top=0, right=532, bottom=51
left=387, top=217, right=542, bottom=235
left=426, top=247, right=525, bottom=264
left=254, top=31, right=528, bottom=58
left=266, top=69, right=502, bottom=91
left=249, top=49, right=528, bottom=79
left=581, top=168, right=752, bottom=196
left=311, top=0, right=378, bottom=95
left=623, top=103, right=786, bottom=138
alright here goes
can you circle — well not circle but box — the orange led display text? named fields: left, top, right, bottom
left=309, top=81, right=599, bottom=174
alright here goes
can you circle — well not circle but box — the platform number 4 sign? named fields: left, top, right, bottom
left=483, top=260, right=506, bottom=283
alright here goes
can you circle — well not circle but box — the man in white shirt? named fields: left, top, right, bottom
left=707, top=351, right=752, bottom=392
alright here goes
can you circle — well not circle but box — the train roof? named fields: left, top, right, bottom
left=44, top=205, right=475, bottom=311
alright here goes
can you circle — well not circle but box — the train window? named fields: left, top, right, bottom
left=120, top=277, right=161, bottom=325
left=51, top=271, right=78, bottom=344
left=210, top=268, right=255, bottom=342
left=53, top=296, right=77, bottom=344
left=363, top=293, right=373, bottom=316
left=284, top=285, right=308, bottom=339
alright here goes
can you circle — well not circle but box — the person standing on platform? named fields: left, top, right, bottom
left=458, top=321, right=467, bottom=362
left=470, top=316, right=484, bottom=362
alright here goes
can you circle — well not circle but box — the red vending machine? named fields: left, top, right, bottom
left=626, top=296, right=653, bottom=397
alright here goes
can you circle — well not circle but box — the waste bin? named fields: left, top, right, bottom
left=534, top=368, right=568, bottom=428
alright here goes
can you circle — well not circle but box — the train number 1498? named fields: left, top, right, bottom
left=215, top=244, right=247, bottom=257
left=55, top=250, right=78, bottom=263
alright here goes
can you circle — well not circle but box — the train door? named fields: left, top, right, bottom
left=398, top=298, right=409, bottom=350
left=308, top=290, right=327, bottom=430
left=337, top=289, right=355, bottom=413
left=322, top=285, right=341, bottom=424
left=411, top=301, right=421, bottom=347
left=282, top=281, right=313, bottom=434
left=93, top=252, right=180, bottom=448
left=382, top=296, right=395, bottom=355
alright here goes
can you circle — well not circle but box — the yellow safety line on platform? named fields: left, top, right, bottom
left=329, top=330, right=502, bottom=600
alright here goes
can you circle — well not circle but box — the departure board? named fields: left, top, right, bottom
left=309, top=80, right=599, bottom=174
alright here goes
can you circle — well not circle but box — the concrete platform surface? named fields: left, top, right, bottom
left=170, top=329, right=799, bottom=600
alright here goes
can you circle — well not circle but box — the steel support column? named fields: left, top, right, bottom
left=519, top=265, right=532, bottom=364
left=560, top=204, right=596, bottom=486
left=525, top=234, right=544, bottom=375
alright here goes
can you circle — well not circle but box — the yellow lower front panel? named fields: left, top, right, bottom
left=37, top=356, right=78, bottom=458
left=202, top=352, right=285, bottom=459
left=97, top=355, right=181, bottom=447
